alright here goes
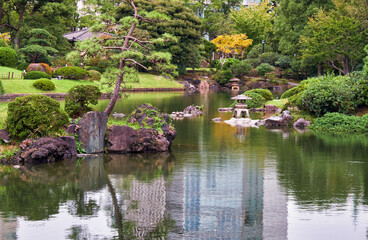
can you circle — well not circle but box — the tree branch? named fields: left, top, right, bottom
left=125, top=59, right=148, bottom=71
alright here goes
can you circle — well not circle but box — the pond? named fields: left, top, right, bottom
left=1, top=91, right=368, bottom=239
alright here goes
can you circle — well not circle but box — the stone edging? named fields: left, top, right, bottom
left=0, top=88, right=185, bottom=100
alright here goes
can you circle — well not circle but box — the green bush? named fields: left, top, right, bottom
left=0, top=40, right=8, bottom=47
left=5, top=95, right=69, bottom=140
left=259, top=52, right=280, bottom=66
left=32, top=78, right=55, bottom=91
left=210, top=59, right=221, bottom=69
left=0, top=80, right=4, bottom=95
left=213, top=69, right=233, bottom=85
left=275, top=55, right=292, bottom=69
left=350, top=71, right=368, bottom=106
left=245, top=89, right=273, bottom=101
left=230, top=61, right=252, bottom=77
left=281, top=83, right=307, bottom=99
left=88, top=70, right=101, bottom=81
left=301, top=75, right=357, bottom=116
left=247, top=43, right=273, bottom=58
left=309, top=113, right=368, bottom=133
left=65, top=85, right=102, bottom=118
left=256, top=63, right=275, bottom=76
left=223, top=58, right=240, bottom=70
left=24, top=71, right=51, bottom=80
left=242, top=92, right=266, bottom=108
left=0, top=47, right=17, bottom=67
left=54, top=66, right=91, bottom=80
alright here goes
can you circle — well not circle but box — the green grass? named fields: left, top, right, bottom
left=2, top=73, right=184, bottom=94
left=265, top=99, right=288, bottom=108
left=0, top=103, right=8, bottom=129
left=0, top=66, right=22, bottom=74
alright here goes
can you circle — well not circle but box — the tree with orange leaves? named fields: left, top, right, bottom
left=211, top=33, right=252, bottom=64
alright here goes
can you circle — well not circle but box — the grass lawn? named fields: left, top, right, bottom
left=0, top=66, right=22, bottom=74
left=0, top=103, right=8, bottom=129
left=265, top=99, right=288, bottom=108
left=1, top=73, right=183, bottom=94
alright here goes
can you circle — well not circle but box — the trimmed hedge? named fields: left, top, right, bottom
left=214, top=69, right=233, bottom=85
left=54, top=66, right=91, bottom=80
left=88, top=70, right=101, bottom=81
left=6, top=95, right=69, bottom=140
left=33, top=78, right=55, bottom=91
left=256, top=63, right=275, bottom=76
left=24, top=71, right=51, bottom=80
left=27, top=63, right=52, bottom=76
left=242, top=92, right=266, bottom=108
left=230, top=61, right=252, bottom=77
left=65, top=85, right=102, bottom=118
left=309, top=113, right=368, bottom=133
left=0, top=47, right=17, bottom=67
left=245, top=89, right=273, bottom=101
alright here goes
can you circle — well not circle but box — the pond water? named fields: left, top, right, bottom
left=1, top=91, right=368, bottom=240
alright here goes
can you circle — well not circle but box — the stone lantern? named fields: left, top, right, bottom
left=231, top=95, right=252, bottom=118
left=229, top=78, right=240, bottom=91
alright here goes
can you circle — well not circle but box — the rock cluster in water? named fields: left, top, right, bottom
left=170, top=105, right=204, bottom=118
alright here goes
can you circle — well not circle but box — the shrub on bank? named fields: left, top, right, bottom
left=27, top=63, right=52, bottom=76
left=223, top=58, right=240, bottom=70
left=32, top=79, right=55, bottom=91
left=88, top=70, right=101, bottom=81
left=24, top=71, right=51, bottom=80
left=0, top=47, right=17, bottom=67
left=54, top=66, right=91, bottom=80
left=256, top=63, right=275, bottom=76
left=309, top=113, right=368, bottom=133
left=242, top=92, right=266, bottom=108
left=6, top=95, right=69, bottom=140
left=214, top=69, right=233, bottom=85
left=65, top=85, right=102, bottom=118
left=281, top=80, right=309, bottom=99
left=245, top=89, right=273, bottom=101
left=230, top=61, right=252, bottom=77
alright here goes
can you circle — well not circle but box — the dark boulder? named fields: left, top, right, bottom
left=293, top=118, right=311, bottom=129
left=107, top=125, right=137, bottom=153
left=0, top=129, right=10, bottom=143
left=19, top=137, right=77, bottom=164
left=264, top=110, right=293, bottom=127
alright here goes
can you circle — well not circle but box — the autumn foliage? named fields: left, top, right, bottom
left=211, top=34, right=253, bottom=62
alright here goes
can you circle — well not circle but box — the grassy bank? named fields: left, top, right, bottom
left=1, top=73, right=183, bottom=94
left=0, top=66, right=22, bottom=74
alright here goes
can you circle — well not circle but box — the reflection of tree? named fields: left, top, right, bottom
left=273, top=131, right=368, bottom=208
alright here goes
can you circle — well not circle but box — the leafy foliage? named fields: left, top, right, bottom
left=24, top=71, right=51, bottom=80
left=6, top=95, right=69, bottom=140
left=256, top=63, right=275, bottom=76
left=0, top=47, right=18, bottom=67
left=213, top=69, right=233, bottom=85
left=0, top=39, right=8, bottom=47
left=301, top=75, right=358, bottom=116
left=281, top=81, right=308, bottom=99
left=32, top=78, right=55, bottom=91
left=309, top=113, right=368, bottom=133
left=242, top=92, right=266, bottom=108
left=212, top=34, right=253, bottom=64
left=222, top=58, right=240, bottom=70
left=65, top=85, right=102, bottom=118
left=230, top=60, right=252, bottom=77
left=54, top=66, right=91, bottom=80
left=88, top=70, right=101, bottom=81
left=245, top=89, right=273, bottom=101
left=26, top=63, right=52, bottom=76
left=0, top=80, right=4, bottom=95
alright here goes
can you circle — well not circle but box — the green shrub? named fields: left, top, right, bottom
left=301, top=75, right=357, bottom=116
left=223, top=58, right=240, bottom=70
left=210, top=59, right=221, bottom=69
left=0, top=80, right=4, bottom=95
left=54, top=66, right=91, bottom=80
left=65, top=85, right=102, bottom=118
left=0, top=47, right=17, bottom=67
left=247, top=43, right=273, bottom=58
left=256, top=63, right=275, bottom=76
left=245, top=89, right=273, bottom=101
left=275, top=55, right=291, bottom=69
left=88, top=70, right=101, bottom=81
left=32, top=78, right=55, bottom=91
left=244, top=58, right=261, bottom=68
left=350, top=71, right=368, bottom=106
left=242, top=92, right=266, bottom=108
left=213, top=69, right=233, bottom=85
left=6, top=95, right=69, bottom=140
left=24, top=71, right=51, bottom=80
left=27, top=63, right=52, bottom=76
left=259, top=52, right=280, bottom=66
left=0, top=40, right=8, bottom=47
left=230, top=61, right=252, bottom=77
left=309, top=113, right=368, bottom=133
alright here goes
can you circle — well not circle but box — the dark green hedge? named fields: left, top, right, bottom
left=24, top=71, right=51, bottom=80
left=54, top=66, right=91, bottom=80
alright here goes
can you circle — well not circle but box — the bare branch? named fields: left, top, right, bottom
left=125, top=59, right=149, bottom=71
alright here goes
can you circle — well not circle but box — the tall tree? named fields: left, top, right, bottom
left=300, top=2, right=367, bottom=75
left=68, top=0, right=177, bottom=116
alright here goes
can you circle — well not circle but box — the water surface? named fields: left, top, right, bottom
left=1, top=91, right=368, bottom=239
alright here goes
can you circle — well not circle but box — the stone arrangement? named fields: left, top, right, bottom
left=170, top=105, right=204, bottom=118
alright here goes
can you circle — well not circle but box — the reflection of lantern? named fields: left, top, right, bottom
left=229, top=78, right=240, bottom=91
left=231, top=95, right=252, bottom=118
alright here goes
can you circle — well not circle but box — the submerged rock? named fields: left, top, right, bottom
left=293, top=118, right=311, bottom=129
left=171, top=105, right=204, bottom=119
left=264, top=111, right=292, bottom=127
left=224, top=118, right=264, bottom=128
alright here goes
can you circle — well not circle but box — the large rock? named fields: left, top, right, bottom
left=264, top=110, right=293, bottom=127
left=107, top=104, right=177, bottom=153
left=19, top=137, right=77, bottom=164
left=77, top=111, right=108, bottom=153
left=0, top=129, right=10, bottom=143
left=293, top=118, right=311, bottom=129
